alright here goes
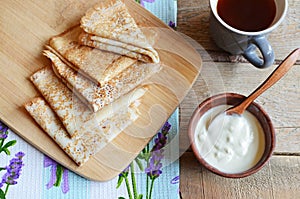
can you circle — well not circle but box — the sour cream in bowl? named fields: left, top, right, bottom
left=188, top=93, right=275, bottom=178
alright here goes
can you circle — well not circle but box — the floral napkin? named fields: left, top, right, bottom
left=0, top=1, right=179, bottom=199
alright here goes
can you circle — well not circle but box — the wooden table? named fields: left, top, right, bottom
left=177, top=0, right=300, bottom=198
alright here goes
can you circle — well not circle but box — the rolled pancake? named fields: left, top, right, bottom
left=80, top=0, right=159, bottom=63
left=48, top=25, right=136, bottom=85
left=79, top=33, right=157, bottom=63
left=25, top=96, right=141, bottom=166
left=30, top=67, right=146, bottom=138
left=44, top=50, right=161, bottom=112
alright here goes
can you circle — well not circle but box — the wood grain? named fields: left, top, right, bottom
left=180, top=61, right=300, bottom=153
left=0, top=0, right=202, bottom=181
left=180, top=152, right=300, bottom=199
left=224, top=48, right=300, bottom=116
left=178, top=0, right=300, bottom=198
left=177, top=0, right=300, bottom=62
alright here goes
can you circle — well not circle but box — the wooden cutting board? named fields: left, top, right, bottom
left=0, top=0, right=202, bottom=181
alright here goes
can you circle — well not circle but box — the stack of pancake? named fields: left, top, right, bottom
left=24, top=0, right=161, bottom=166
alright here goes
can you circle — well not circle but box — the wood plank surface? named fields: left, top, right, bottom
left=0, top=0, right=202, bottom=181
left=180, top=62, right=300, bottom=153
left=178, top=0, right=300, bottom=198
left=180, top=152, right=300, bottom=199
left=177, top=0, right=300, bottom=62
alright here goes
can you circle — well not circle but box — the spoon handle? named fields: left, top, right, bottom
left=227, top=48, right=300, bottom=115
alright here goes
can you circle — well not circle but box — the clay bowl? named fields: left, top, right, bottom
left=188, top=93, right=276, bottom=178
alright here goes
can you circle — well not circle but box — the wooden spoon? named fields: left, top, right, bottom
left=226, top=48, right=300, bottom=116
left=206, top=48, right=300, bottom=141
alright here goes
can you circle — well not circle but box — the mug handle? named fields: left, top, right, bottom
left=243, top=35, right=275, bottom=68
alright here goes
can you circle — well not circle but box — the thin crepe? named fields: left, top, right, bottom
left=30, top=67, right=88, bottom=138
left=44, top=50, right=161, bottom=112
left=24, top=97, right=89, bottom=165
left=30, top=67, right=146, bottom=138
left=80, top=0, right=159, bottom=63
left=25, top=96, right=141, bottom=166
left=48, top=25, right=136, bottom=85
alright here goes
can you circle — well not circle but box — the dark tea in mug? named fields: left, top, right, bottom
left=217, top=0, right=276, bottom=32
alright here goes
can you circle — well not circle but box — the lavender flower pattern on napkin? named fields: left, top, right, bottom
left=0, top=0, right=178, bottom=198
left=44, top=156, right=69, bottom=194
left=117, top=122, right=173, bottom=199
left=135, top=0, right=156, bottom=7
left=0, top=121, right=25, bottom=199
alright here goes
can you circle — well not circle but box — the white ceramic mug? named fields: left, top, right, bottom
left=209, top=0, right=288, bottom=68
